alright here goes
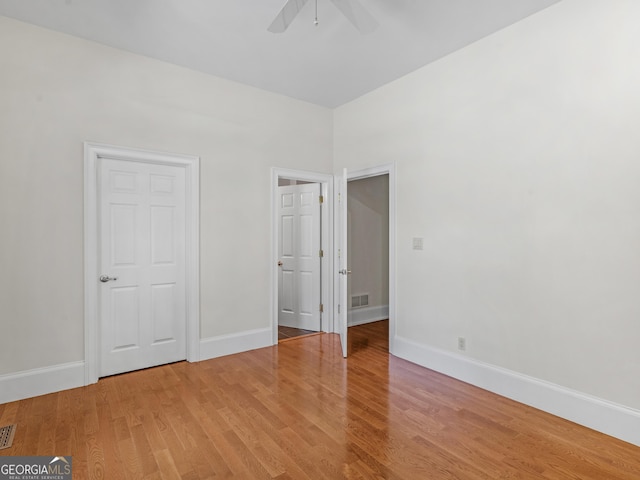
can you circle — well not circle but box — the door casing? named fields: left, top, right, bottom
left=84, top=142, right=200, bottom=385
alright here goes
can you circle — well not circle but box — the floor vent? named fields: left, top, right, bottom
left=0, top=424, right=16, bottom=450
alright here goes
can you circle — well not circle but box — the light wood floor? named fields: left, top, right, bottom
left=278, top=325, right=318, bottom=342
left=1, top=320, right=639, bottom=479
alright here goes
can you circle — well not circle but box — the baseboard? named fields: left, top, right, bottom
left=0, top=329, right=273, bottom=404
left=0, top=361, right=85, bottom=404
left=200, top=327, right=273, bottom=361
left=393, top=336, right=640, bottom=447
left=348, top=304, right=389, bottom=327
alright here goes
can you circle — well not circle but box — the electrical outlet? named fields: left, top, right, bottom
left=457, top=337, right=466, bottom=351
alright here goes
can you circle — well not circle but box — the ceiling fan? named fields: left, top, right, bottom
left=268, top=0, right=378, bottom=34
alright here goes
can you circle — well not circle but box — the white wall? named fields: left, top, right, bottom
left=348, top=175, right=389, bottom=324
left=2, top=0, right=640, bottom=446
left=0, top=16, right=333, bottom=376
left=335, top=0, right=640, bottom=413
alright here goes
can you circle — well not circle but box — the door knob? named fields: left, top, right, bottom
left=277, top=261, right=283, bottom=267
left=99, top=275, right=118, bottom=283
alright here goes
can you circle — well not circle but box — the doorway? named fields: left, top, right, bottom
left=84, top=143, right=200, bottom=384
left=343, top=164, right=395, bottom=356
left=347, top=173, right=390, bottom=354
left=271, top=168, right=334, bottom=345
left=277, top=179, right=321, bottom=339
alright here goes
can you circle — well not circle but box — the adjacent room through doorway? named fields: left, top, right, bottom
left=274, top=173, right=332, bottom=343
left=277, top=178, right=322, bottom=341
left=347, top=173, right=390, bottom=354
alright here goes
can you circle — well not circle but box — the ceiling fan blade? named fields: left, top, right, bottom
left=268, top=0, right=310, bottom=33
left=329, top=0, right=379, bottom=34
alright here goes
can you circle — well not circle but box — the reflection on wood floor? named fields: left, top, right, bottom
left=1, top=319, right=639, bottom=479
left=348, top=319, right=389, bottom=355
left=278, top=325, right=318, bottom=341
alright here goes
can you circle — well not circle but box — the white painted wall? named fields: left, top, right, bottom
left=0, top=16, right=332, bottom=376
left=335, top=0, right=640, bottom=411
left=348, top=175, right=389, bottom=323
left=2, top=1, right=639, bottom=445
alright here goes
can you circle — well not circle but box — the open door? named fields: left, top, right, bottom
left=336, top=168, right=349, bottom=357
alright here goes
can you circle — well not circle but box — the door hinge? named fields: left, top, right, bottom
left=319, top=195, right=324, bottom=204
left=338, top=304, right=341, bottom=314
left=319, top=249, right=324, bottom=258
left=320, top=303, right=324, bottom=313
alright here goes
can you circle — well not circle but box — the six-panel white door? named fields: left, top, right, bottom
left=99, top=158, right=187, bottom=377
left=278, top=183, right=321, bottom=331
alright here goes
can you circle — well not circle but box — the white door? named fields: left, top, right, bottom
left=337, top=169, right=349, bottom=357
left=278, top=183, right=321, bottom=331
left=98, top=158, right=187, bottom=377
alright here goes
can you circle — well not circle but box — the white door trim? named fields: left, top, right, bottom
left=84, top=142, right=200, bottom=385
left=346, top=163, right=396, bottom=354
left=271, top=168, right=334, bottom=344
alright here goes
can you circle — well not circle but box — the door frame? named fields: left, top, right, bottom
left=271, top=168, right=334, bottom=344
left=346, top=163, right=396, bottom=354
left=84, top=142, right=200, bottom=385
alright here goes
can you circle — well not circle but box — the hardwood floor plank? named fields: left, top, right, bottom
left=85, top=434, right=107, bottom=480
left=95, top=396, right=126, bottom=479
left=1, top=320, right=639, bottom=479
left=222, top=429, right=274, bottom=479
left=118, top=436, right=145, bottom=479
left=130, top=423, right=160, bottom=478
left=152, top=449, right=182, bottom=480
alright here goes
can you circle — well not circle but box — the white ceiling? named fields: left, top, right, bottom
left=0, top=0, right=561, bottom=108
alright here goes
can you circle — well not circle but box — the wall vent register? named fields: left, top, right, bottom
left=351, top=294, right=369, bottom=308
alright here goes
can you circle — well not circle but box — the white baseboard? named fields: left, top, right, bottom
left=348, top=304, right=389, bottom=327
left=0, top=361, right=85, bottom=404
left=393, top=336, right=640, bottom=448
left=200, top=327, right=273, bottom=361
left=0, top=328, right=273, bottom=404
